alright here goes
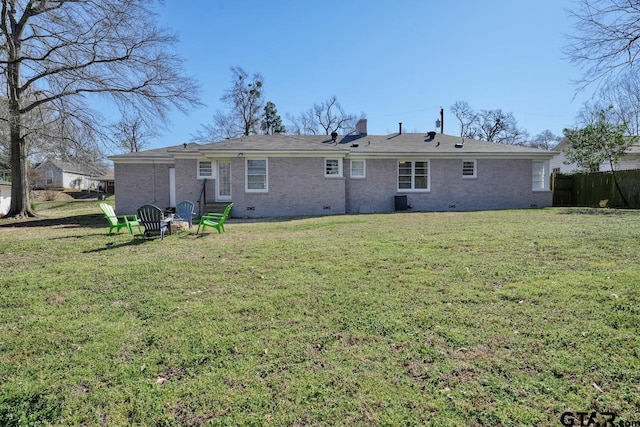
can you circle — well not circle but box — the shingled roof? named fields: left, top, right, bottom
left=40, top=159, right=109, bottom=177
left=197, top=133, right=555, bottom=158
left=111, top=134, right=555, bottom=161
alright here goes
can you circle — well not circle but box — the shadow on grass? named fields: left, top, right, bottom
left=0, top=213, right=106, bottom=229
left=0, top=212, right=327, bottom=231
left=83, top=238, right=149, bottom=253
left=81, top=229, right=198, bottom=251
left=558, top=207, right=637, bottom=216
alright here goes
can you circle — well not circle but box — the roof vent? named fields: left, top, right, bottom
left=455, top=142, right=464, bottom=148
left=331, top=131, right=338, bottom=142
left=427, top=131, right=436, bottom=140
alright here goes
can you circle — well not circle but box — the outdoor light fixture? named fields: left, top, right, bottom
left=435, top=107, right=444, bottom=133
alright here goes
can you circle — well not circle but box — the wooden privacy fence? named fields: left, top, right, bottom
left=552, top=170, right=640, bottom=208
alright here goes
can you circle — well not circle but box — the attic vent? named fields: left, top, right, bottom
left=427, top=131, right=436, bottom=139
left=331, top=131, right=338, bottom=142
left=455, top=142, right=464, bottom=148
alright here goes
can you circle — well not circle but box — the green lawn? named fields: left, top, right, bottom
left=1, top=201, right=639, bottom=426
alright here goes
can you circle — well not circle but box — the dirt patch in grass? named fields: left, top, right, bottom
left=31, top=190, right=75, bottom=201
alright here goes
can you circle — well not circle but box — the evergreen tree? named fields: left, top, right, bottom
left=261, top=101, right=286, bottom=135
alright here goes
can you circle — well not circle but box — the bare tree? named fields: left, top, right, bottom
left=193, top=111, right=237, bottom=142
left=575, top=100, right=612, bottom=128
left=530, top=130, right=562, bottom=150
left=476, top=110, right=527, bottom=144
left=451, top=101, right=479, bottom=139
left=450, top=101, right=527, bottom=145
left=222, top=67, right=264, bottom=137
left=110, top=112, right=157, bottom=153
left=566, top=0, right=640, bottom=89
left=195, top=66, right=264, bottom=142
left=312, top=96, right=358, bottom=135
left=597, top=68, right=640, bottom=135
left=288, top=96, right=361, bottom=135
left=0, top=0, right=201, bottom=218
left=0, top=86, right=99, bottom=165
left=286, top=110, right=318, bottom=135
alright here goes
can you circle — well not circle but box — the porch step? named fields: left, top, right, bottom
left=203, top=201, right=232, bottom=216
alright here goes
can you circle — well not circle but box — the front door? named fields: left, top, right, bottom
left=216, top=161, right=231, bottom=201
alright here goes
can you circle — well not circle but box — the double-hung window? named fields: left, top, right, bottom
left=325, top=158, right=343, bottom=177
left=398, top=160, right=429, bottom=191
left=351, top=160, right=366, bottom=178
left=532, top=160, right=549, bottom=191
left=197, top=161, right=213, bottom=179
left=246, top=159, right=268, bottom=192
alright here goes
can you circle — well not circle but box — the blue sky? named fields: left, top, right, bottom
left=139, top=0, right=590, bottom=149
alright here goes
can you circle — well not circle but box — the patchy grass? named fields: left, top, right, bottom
left=0, top=202, right=639, bottom=426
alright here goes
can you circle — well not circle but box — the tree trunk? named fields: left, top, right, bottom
left=5, top=14, right=35, bottom=219
left=609, top=156, right=629, bottom=208
left=609, top=161, right=629, bottom=208
left=8, top=117, right=34, bottom=218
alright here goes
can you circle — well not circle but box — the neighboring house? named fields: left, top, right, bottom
left=109, top=120, right=555, bottom=218
left=34, top=159, right=108, bottom=191
left=550, top=138, right=640, bottom=173
left=0, top=180, right=10, bottom=216
left=93, top=171, right=115, bottom=194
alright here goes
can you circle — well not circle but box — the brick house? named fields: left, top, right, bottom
left=109, top=121, right=555, bottom=217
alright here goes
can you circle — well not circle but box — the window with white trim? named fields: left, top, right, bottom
left=398, top=160, right=429, bottom=191
left=246, top=159, right=268, bottom=192
left=532, top=160, right=549, bottom=191
left=350, top=160, right=366, bottom=178
left=462, top=160, right=477, bottom=178
left=325, top=158, right=343, bottom=177
left=197, top=161, right=213, bottom=179
left=46, top=170, right=54, bottom=185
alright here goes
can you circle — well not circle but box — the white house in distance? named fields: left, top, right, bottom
left=550, top=138, right=640, bottom=173
left=109, top=120, right=556, bottom=218
left=0, top=180, right=10, bottom=216
left=34, top=159, right=108, bottom=191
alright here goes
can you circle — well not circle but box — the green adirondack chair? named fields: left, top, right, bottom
left=206, top=203, right=233, bottom=232
left=197, top=203, right=233, bottom=234
left=99, top=203, right=141, bottom=235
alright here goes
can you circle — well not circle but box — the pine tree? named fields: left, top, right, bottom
left=261, top=101, right=286, bottom=135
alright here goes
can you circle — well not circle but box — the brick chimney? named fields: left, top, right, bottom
left=355, top=119, right=367, bottom=136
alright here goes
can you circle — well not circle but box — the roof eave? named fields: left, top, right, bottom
left=108, top=156, right=174, bottom=164
left=350, top=151, right=557, bottom=159
left=199, top=149, right=349, bottom=157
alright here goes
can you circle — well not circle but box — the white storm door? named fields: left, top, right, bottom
left=216, top=161, right=231, bottom=201
left=169, top=167, right=176, bottom=207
